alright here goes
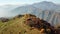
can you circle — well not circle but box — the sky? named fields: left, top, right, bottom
left=0, top=0, right=60, bottom=5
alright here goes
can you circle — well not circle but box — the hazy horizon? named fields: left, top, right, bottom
left=0, top=0, right=60, bottom=6
left=0, top=0, right=60, bottom=18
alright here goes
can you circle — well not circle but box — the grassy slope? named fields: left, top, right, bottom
left=0, top=16, right=41, bottom=34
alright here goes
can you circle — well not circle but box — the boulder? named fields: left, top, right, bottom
left=0, top=17, right=9, bottom=22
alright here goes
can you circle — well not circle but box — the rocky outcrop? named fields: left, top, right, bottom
left=24, top=14, right=56, bottom=34
left=0, top=17, right=9, bottom=22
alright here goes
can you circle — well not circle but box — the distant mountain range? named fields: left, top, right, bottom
left=12, top=1, right=60, bottom=12
left=0, top=1, right=60, bottom=17
left=10, top=1, right=60, bottom=16
left=0, top=1, right=60, bottom=26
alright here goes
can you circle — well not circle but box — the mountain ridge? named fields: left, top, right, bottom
left=0, top=1, right=60, bottom=26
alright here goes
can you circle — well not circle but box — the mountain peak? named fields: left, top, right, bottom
left=40, top=1, right=55, bottom=4
left=32, top=1, right=56, bottom=10
left=41, top=1, right=52, bottom=3
left=33, top=1, right=56, bottom=6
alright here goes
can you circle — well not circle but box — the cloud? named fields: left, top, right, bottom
left=0, top=10, right=8, bottom=17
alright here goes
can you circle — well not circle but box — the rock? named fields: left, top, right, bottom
left=24, top=14, right=56, bottom=34
left=0, top=17, right=9, bottom=22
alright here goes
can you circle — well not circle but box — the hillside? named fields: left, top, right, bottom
left=0, top=1, right=60, bottom=26
left=0, top=14, right=60, bottom=34
left=10, top=1, right=60, bottom=26
left=0, top=14, right=41, bottom=34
